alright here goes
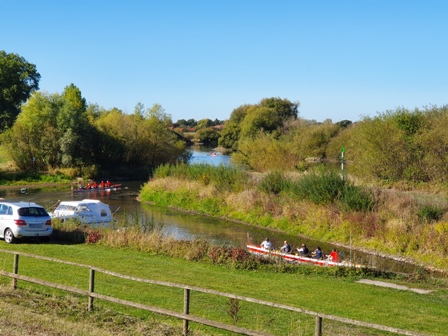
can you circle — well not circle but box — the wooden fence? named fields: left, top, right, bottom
left=0, top=249, right=427, bottom=336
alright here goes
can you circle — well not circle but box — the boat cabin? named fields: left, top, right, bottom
left=51, top=199, right=113, bottom=225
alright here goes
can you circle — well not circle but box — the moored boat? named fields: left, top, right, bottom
left=51, top=199, right=114, bottom=225
left=247, top=244, right=365, bottom=268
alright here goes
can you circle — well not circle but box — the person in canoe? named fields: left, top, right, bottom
left=297, top=243, right=309, bottom=256
left=312, top=246, right=323, bottom=259
left=260, top=238, right=272, bottom=250
left=280, top=241, right=291, bottom=253
left=327, top=248, right=339, bottom=262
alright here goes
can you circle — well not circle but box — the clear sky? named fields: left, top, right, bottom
left=1, top=1, right=447, bottom=123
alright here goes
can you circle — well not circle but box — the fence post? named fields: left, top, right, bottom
left=315, top=316, right=322, bottom=336
left=88, top=268, right=95, bottom=311
left=12, top=253, right=19, bottom=290
left=183, top=288, right=190, bottom=335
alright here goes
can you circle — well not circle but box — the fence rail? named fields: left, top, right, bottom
left=0, top=249, right=427, bottom=336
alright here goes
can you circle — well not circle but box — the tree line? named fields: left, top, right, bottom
left=219, top=97, right=448, bottom=185
left=1, top=85, right=189, bottom=178
left=2, top=50, right=448, bottom=185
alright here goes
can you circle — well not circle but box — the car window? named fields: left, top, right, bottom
left=18, top=207, right=48, bottom=217
left=77, top=205, right=90, bottom=212
left=0, top=204, right=8, bottom=215
left=56, top=205, right=76, bottom=211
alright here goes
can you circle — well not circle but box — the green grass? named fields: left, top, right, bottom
left=0, top=241, right=446, bottom=335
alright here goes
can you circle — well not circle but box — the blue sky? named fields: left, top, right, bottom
left=2, top=1, right=447, bottom=123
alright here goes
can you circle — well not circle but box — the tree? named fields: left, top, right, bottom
left=145, top=103, right=171, bottom=124
left=240, top=106, right=281, bottom=139
left=218, top=121, right=241, bottom=150
left=0, top=51, right=41, bottom=131
left=197, top=118, right=213, bottom=129
left=57, top=84, right=94, bottom=168
left=2, top=91, right=60, bottom=170
left=134, top=102, right=145, bottom=118
left=260, top=97, right=299, bottom=120
left=196, top=127, right=220, bottom=146
left=336, top=119, right=352, bottom=128
left=292, top=122, right=341, bottom=159
left=229, top=104, right=251, bottom=124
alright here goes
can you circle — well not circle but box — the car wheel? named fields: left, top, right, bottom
left=4, top=229, right=16, bottom=244
left=40, top=236, right=51, bottom=243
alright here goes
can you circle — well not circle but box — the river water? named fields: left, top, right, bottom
left=0, top=148, right=425, bottom=275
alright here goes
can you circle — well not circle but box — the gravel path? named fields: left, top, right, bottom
left=357, top=279, right=433, bottom=294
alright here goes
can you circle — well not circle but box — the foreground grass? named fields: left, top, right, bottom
left=0, top=240, right=446, bottom=335
left=0, top=285, right=183, bottom=336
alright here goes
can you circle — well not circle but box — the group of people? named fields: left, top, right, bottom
left=80, top=180, right=112, bottom=190
left=260, top=238, right=339, bottom=262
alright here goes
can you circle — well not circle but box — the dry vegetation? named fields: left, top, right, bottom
left=140, top=164, right=448, bottom=272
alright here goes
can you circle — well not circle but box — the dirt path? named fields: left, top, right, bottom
left=357, top=279, right=434, bottom=294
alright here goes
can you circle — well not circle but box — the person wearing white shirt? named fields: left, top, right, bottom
left=260, top=238, right=272, bottom=250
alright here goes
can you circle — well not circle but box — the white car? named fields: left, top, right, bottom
left=0, top=201, right=53, bottom=243
left=51, top=199, right=113, bottom=225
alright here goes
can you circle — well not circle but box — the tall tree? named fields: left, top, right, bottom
left=218, top=121, right=241, bottom=150
left=197, top=118, right=213, bottom=129
left=240, top=106, right=282, bottom=139
left=3, top=91, right=61, bottom=170
left=57, top=84, right=94, bottom=167
left=260, top=97, right=299, bottom=120
left=0, top=51, right=41, bottom=131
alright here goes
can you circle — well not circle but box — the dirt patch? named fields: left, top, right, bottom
left=357, top=279, right=434, bottom=294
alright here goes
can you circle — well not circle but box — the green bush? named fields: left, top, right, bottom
left=258, top=171, right=290, bottom=195
left=290, top=170, right=345, bottom=205
left=339, top=184, right=375, bottom=212
left=417, top=205, right=445, bottom=222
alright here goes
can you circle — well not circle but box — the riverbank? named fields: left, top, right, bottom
left=139, top=164, right=448, bottom=274
left=0, top=182, right=70, bottom=191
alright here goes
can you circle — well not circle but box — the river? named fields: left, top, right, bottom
left=0, top=148, right=425, bottom=275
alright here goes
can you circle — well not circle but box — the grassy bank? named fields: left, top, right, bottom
left=139, top=164, right=448, bottom=272
left=0, top=236, right=447, bottom=335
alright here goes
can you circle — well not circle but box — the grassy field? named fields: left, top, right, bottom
left=0, top=240, right=446, bottom=335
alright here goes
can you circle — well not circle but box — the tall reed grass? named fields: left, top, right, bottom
left=154, top=163, right=251, bottom=192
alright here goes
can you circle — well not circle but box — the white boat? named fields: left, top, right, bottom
left=51, top=199, right=113, bottom=225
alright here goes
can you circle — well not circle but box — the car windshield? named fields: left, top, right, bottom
left=18, top=207, right=49, bottom=217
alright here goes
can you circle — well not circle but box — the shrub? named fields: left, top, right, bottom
left=258, top=171, right=290, bottom=195
left=417, top=205, right=445, bottom=223
left=290, top=170, right=344, bottom=205
left=339, top=184, right=375, bottom=212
